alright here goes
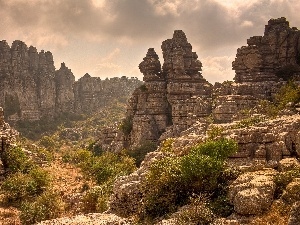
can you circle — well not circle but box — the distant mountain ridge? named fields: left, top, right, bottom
left=0, top=40, right=142, bottom=122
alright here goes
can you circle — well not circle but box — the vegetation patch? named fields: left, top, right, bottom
left=140, top=138, right=238, bottom=220
left=126, top=141, right=157, bottom=166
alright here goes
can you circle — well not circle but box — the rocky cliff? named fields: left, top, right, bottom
left=109, top=17, right=300, bottom=151
left=0, top=41, right=142, bottom=123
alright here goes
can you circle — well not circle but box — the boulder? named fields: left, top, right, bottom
left=228, top=169, right=277, bottom=215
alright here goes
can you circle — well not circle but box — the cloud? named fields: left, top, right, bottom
left=1, top=0, right=300, bottom=82
left=202, top=56, right=235, bottom=83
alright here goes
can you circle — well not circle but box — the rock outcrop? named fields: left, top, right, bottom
left=125, top=30, right=212, bottom=148
left=113, top=17, right=300, bottom=150
left=0, top=41, right=143, bottom=123
left=233, top=17, right=300, bottom=83
left=213, top=17, right=300, bottom=123
left=228, top=169, right=277, bottom=215
left=0, top=107, right=18, bottom=170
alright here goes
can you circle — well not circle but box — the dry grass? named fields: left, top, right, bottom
left=249, top=201, right=291, bottom=225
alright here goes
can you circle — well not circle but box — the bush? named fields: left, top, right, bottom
left=207, top=125, right=224, bottom=140
left=142, top=157, right=187, bottom=218
left=274, top=169, right=300, bottom=199
left=140, top=139, right=238, bottom=219
left=126, top=141, right=157, bottom=166
left=63, top=149, right=136, bottom=186
left=275, top=80, right=300, bottom=109
left=233, top=115, right=264, bottom=129
left=175, top=195, right=216, bottom=225
left=20, top=190, right=64, bottom=225
left=119, top=115, right=133, bottom=136
left=38, top=136, right=57, bottom=151
left=1, top=167, right=51, bottom=203
left=82, top=184, right=111, bottom=213
left=88, top=152, right=136, bottom=185
left=1, top=145, right=33, bottom=174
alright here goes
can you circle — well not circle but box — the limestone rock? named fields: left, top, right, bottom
left=74, top=75, right=142, bottom=114
left=282, top=178, right=300, bottom=204
left=108, top=151, right=166, bottom=217
left=55, top=63, right=75, bottom=113
left=278, top=158, right=300, bottom=172
left=36, top=213, right=132, bottom=225
left=228, top=169, right=277, bottom=215
left=233, top=17, right=300, bottom=83
left=124, top=30, right=212, bottom=148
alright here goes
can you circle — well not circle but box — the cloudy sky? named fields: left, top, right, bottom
left=1, top=0, right=300, bottom=83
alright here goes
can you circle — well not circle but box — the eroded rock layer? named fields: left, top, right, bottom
left=126, top=31, right=212, bottom=148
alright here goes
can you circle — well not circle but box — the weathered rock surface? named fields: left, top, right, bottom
left=282, top=178, right=300, bottom=204
left=108, top=151, right=166, bottom=217
left=125, top=30, right=212, bottom=148
left=233, top=17, right=300, bottom=83
left=36, top=213, right=131, bottom=225
left=278, top=157, right=300, bottom=172
left=228, top=169, right=277, bottom=215
left=0, top=41, right=142, bottom=123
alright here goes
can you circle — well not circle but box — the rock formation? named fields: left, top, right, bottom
left=125, top=30, right=212, bottom=148
left=74, top=75, right=141, bottom=114
left=233, top=17, right=300, bottom=83
left=212, top=17, right=300, bottom=123
left=0, top=41, right=142, bottom=123
left=113, top=17, right=300, bottom=150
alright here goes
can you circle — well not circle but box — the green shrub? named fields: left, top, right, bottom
left=275, top=80, right=300, bottom=109
left=82, top=184, right=111, bottom=213
left=126, top=141, right=157, bottom=166
left=160, top=138, right=175, bottom=153
left=233, top=115, right=264, bottom=129
left=120, top=115, right=133, bottom=136
left=274, top=169, right=300, bottom=199
left=87, top=141, right=104, bottom=156
left=142, top=157, right=187, bottom=218
left=88, top=152, right=136, bottom=185
left=62, top=149, right=93, bottom=165
left=20, top=190, right=64, bottom=225
left=140, top=139, right=238, bottom=220
left=258, top=100, right=279, bottom=118
left=1, top=168, right=51, bottom=203
left=175, top=195, right=215, bottom=225
left=207, top=126, right=224, bottom=140
left=38, top=136, right=57, bottom=151
left=1, top=145, right=33, bottom=174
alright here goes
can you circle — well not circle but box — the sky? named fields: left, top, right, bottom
left=1, top=0, right=300, bottom=83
